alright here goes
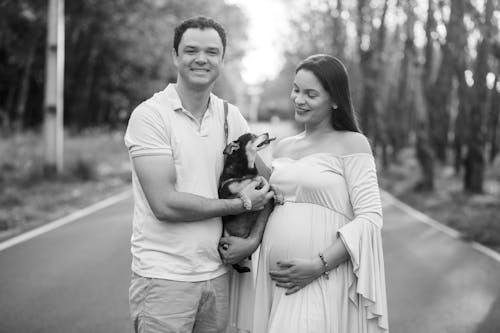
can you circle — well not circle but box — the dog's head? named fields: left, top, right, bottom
left=223, top=133, right=275, bottom=169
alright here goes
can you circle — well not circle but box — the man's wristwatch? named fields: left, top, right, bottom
left=237, top=192, right=252, bottom=211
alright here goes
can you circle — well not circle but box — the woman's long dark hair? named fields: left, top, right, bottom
left=296, top=54, right=361, bottom=133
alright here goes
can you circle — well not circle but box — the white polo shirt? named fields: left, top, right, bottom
left=124, top=84, right=249, bottom=281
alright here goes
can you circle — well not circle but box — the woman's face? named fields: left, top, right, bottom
left=291, top=69, right=333, bottom=127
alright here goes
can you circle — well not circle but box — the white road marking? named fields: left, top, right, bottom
left=2, top=186, right=498, bottom=264
left=0, top=190, right=131, bottom=252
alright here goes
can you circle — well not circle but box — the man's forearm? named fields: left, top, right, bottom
left=153, top=191, right=244, bottom=222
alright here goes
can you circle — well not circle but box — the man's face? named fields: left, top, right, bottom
left=173, top=28, right=224, bottom=89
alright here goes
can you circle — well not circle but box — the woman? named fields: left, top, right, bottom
left=252, top=54, right=388, bottom=332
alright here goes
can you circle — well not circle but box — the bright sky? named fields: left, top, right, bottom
left=226, top=0, right=289, bottom=85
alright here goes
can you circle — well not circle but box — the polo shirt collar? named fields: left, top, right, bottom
left=164, top=84, right=215, bottom=116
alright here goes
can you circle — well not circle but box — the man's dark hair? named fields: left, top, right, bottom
left=296, top=54, right=361, bottom=133
left=173, top=16, right=227, bottom=56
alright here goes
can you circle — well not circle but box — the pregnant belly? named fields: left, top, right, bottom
left=262, top=202, right=344, bottom=272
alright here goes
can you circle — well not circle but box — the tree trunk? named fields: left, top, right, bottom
left=76, top=42, right=99, bottom=128
left=358, top=0, right=388, bottom=149
left=391, top=0, right=417, bottom=160
left=453, top=73, right=469, bottom=174
left=415, top=70, right=435, bottom=191
left=374, top=0, right=389, bottom=167
left=464, top=0, right=495, bottom=193
left=488, top=73, right=499, bottom=163
left=357, top=0, right=372, bottom=137
left=14, top=35, right=38, bottom=132
left=423, top=0, right=436, bottom=85
left=359, top=51, right=377, bottom=139
left=2, top=85, right=16, bottom=132
left=414, top=0, right=437, bottom=191
left=331, top=0, right=346, bottom=60
left=451, top=0, right=469, bottom=174
left=427, top=0, right=467, bottom=163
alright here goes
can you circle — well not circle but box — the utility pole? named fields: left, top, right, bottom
left=43, top=0, right=65, bottom=175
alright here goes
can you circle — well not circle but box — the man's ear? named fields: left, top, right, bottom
left=223, top=141, right=240, bottom=155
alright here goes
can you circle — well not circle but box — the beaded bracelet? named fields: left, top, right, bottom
left=318, top=253, right=330, bottom=279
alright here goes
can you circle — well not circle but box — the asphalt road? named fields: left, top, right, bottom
left=0, top=199, right=134, bottom=333
left=382, top=193, right=500, bottom=333
left=1, top=193, right=500, bottom=333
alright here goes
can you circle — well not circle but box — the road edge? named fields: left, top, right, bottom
left=2, top=188, right=498, bottom=264
left=382, top=190, right=500, bottom=263
left=0, top=190, right=132, bottom=252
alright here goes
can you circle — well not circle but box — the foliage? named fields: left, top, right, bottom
left=0, top=0, right=248, bottom=131
left=261, top=0, right=500, bottom=193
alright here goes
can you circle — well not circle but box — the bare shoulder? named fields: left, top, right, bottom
left=338, top=131, right=373, bottom=156
left=273, top=134, right=302, bottom=159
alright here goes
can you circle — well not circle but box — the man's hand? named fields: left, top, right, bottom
left=218, top=236, right=257, bottom=264
left=240, top=176, right=274, bottom=211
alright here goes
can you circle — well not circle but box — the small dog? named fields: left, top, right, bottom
left=219, top=132, right=280, bottom=273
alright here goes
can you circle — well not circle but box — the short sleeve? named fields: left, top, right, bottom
left=337, top=154, right=389, bottom=331
left=227, top=104, right=250, bottom=141
left=124, top=104, right=172, bottom=158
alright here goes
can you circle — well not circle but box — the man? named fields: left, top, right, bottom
left=124, top=16, right=273, bottom=333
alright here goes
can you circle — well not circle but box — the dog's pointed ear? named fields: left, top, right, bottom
left=223, top=141, right=240, bottom=155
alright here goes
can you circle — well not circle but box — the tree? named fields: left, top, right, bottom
left=464, top=0, right=496, bottom=193
left=452, top=1, right=472, bottom=175
left=426, top=0, right=467, bottom=162
left=0, top=0, right=249, bottom=131
left=0, top=1, right=46, bottom=132
left=389, top=0, right=417, bottom=160
left=415, top=0, right=438, bottom=191
left=487, top=72, right=499, bottom=162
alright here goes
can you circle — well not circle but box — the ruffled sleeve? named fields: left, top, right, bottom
left=337, top=154, right=389, bottom=331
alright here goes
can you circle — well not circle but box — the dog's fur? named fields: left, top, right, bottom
left=218, top=133, right=276, bottom=273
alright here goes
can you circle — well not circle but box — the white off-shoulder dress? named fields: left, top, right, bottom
left=252, top=153, right=389, bottom=333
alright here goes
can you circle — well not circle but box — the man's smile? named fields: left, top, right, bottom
left=191, top=68, right=210, bottom=72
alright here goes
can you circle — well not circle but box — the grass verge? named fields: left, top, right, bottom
left=378, top=148, right=500, bottom=254
left=0, top=128, right=131, bottom=242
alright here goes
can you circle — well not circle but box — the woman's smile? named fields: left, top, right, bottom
left=295, top=106, right=311, bottom=115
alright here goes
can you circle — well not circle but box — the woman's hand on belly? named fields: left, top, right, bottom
left=269, top=258, right=324, bottom=295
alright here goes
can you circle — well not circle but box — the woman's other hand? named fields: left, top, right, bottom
left=269, top=258, right=324, bottom=295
